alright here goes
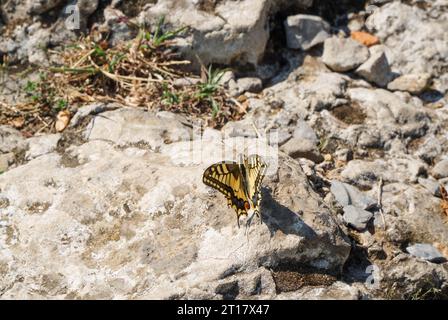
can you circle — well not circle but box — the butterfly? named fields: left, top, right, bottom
left=203, top=154, right=268, bottom=228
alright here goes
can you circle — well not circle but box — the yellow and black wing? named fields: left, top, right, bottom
left=245, top=154, right=267, bottom=211
left=202, top=161, right=249, bottom=220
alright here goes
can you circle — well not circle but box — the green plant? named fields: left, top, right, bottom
left=55, top=99, right=68, bottom=111
left=318, top=136, right=329, bottom=152
left=196, top=66, right=228, bottom=117
left=23, top=73, right=63, bottom=110
left=161, top=83, right=180, bottom=105
left=209, top=97, right=220, bottom=118
left=147, top=16, right=187, bottom=47
left=108, top=53, right=126, bottom=73
left=197, top=66, right=226, bottom=99
left=93, top=44, right=106, bottom=58
left=24, top=80, right=41, bottom=102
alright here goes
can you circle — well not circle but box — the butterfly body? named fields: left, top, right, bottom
left=203, top=154, right=267, bottom=227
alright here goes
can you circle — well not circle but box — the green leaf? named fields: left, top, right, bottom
left=109, top=53, right=126, bottom=73
left=93, top=45, right=106, bottom=57
left=210, top=98, right=220, bottom=118
left=161, top=83, right=180, bottom=105
left=56, top=99, right=68, bottom=111
left=151, top=16, right=187, bottom=47
left=25, top=80, right=37, bottom=94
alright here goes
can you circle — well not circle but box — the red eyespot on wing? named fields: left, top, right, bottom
left=244, top=201, right=250, bottom=210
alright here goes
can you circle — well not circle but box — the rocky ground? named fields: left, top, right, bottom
left=1, top=0, right=448, bottom=299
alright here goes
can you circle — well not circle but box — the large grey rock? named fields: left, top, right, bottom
left=406, top=244, right=446, bottom=263
left=322, top=37, right=370, bottom=72
left=143, top=0, right=269, bottom=67
left=0, top=108, right=351, bottom=299
left=330, top=181, right=376, bottom=210
left=356, top=46, right=393, bottom=87
left=387, top=73, right=431, bottom=94
left=284, top=14, right=330, bottom=50
left=342, top=205, right=373, bottom=231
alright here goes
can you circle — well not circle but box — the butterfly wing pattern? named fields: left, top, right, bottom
left=245, top=154, right=268, bottom=216
left=203, top=154, right=267, bottom=227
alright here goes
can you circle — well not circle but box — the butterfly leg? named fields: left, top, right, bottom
left=258, top=211, right=263, bottom=225
left=245, top=212, right=256, bottom=230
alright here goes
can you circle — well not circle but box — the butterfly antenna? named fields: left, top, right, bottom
left=251, top=122, right=267, bottom=140
left=251, top=122, right=261, bottom=139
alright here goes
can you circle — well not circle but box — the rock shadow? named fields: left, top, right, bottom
left=260, top=0, right=371, bottom=87
left=341, top=243, right=374, bottom=285
left=307, top=0, right=369, bottom=35
left=259, top=187, right=317, bottom=239
left=420, top=89, right=445, bottom=103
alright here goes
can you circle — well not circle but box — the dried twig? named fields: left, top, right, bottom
left=377, top=177, right=386, bottom=230
left=2, top=28, right=245, bottom=134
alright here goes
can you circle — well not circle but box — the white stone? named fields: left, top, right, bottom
left=356, top=46, right=393, bottom=87
left=342, top=205, right=373, bottom=231
left=387, top=73, right=431, bottom=94
left=322, top=37, right=370, bottom=72
left=284, top=14, right=330, bottom=50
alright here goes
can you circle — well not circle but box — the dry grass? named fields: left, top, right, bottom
left=0, top=21, right=246, bottom=135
